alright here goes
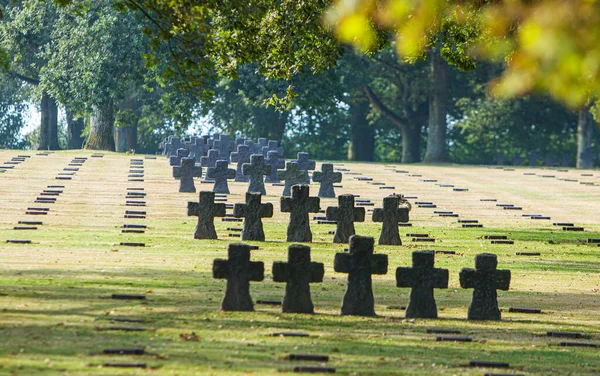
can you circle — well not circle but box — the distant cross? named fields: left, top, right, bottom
left=312, top=163, right=342, bottom=198
left=280, top=185, right=320, bottom=242
left=265, top=151, right=285, bottom=183
left=173, top=157, right=203, bottom=193
left=213, top=134, right=233, bottom=160
left=169, top=148, right=189, bottom=166
left=527, top=150, right=540, bottom=167
left=200, top=149, right=221, bottom=168
left=230, top=145, right=251, bottom=182
left=272, top=244, right=324, bottom=313
left=326, top=194, right=365, bottom=243
left=187, top=191, right=226, bottom=239
left=268, top=140, right=284, bottom=156
left=292, top=152, right=316, bottom=184
left=396, top=251, right=448, bottom=318
left=235, top=137, right=246, bottom=148
left=257, top=137, right=268, bottom=151
left=372, top=194, right=409, bottom=245
left=213, top=243, right=264, bottom=311
left=206, top=160, right=236, bottom=194
left=334, top=235, right=388, bottom=316
left=164, top=137, right=183, bottom=157
left=186, top=137, right=209, bottom=162
left=242, top=154, right=271, bottom=195
left=202, top=135, right=214, bottom=149
left=244, top=140, right=262, bottom=155
left=460, top=253, right=511, bottom=321
left=278, top=162, right=308, bottom=196
left=233, top=192, right=273, bottom=241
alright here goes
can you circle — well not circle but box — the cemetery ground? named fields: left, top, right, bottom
left=0, top=150, right=598, bottom=375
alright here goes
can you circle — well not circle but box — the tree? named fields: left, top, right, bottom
left=0, top=74, right=27, bottom=148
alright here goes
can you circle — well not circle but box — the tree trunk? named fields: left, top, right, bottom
left=576, top=106, right=594, bottom=169
left=39, top=94, right=59, bottom=150
left=114, top=125, right=138, bottom=152
left=347, top=99, right=374, bottom=161
left=402, top=123, right=421, bottom=163
left=423, top=49, right=449, bottom=163
left=86, top=101, right=115, bottom=151
left=66, top=110, right=85, bottom=149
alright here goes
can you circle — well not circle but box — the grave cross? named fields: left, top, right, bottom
left=326, top=194, right=365, bottom=243
left=278, top=162, right=308, bottom=196
left=460, top=253, right=511, bottom=321
left=265, top=151, right=285, bottom=183
left=372, top=195, right=409, bottom=245
left=213, top=135, right=233, bottom=159
left=233, top=192, right=274, bottom=241
left=173, top=158, right=202, bottom=193
left=280, top=185, right=320, bottom=242
left=262, top=140, right=284, bottom=157
left=272, top=244, right=324, bottom=313
left=334, top=235, right=388, bottom=316
left=164, top=137, right=184, bottom=156
left=206, top=160, right=236, bottom=194
left=396, top=251, right=448, bottom=318
left=200, top=149, right=221, bottom=168
left=242, top=154, right=271, bottom=195
left=244, top=140, right=262, bottom=155
left=213, top=243, right=264, bottom=311
left=230, top=145, right=251, bottom=182
left=257, top=137, right=268, bottom=151
left=187, top=191, right=226, bottom=239
left=292, top=152, right=316, bottom=184
left=312, top=163, right=342, bottom=198
left=169, top=148, right=190, bottom=166
left=186, top=137, right=209, bottom=162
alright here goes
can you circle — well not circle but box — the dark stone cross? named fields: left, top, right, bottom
left=334, top=235, right=388, bottom=316
left=278, top=162, right=308, bottom=196
left=187, top=191, right=226, bottom=239
left=257, top=137, right=268, bottom=151
left=206, top=160, right=236, bottom=194
left=242, top=154, right=271, bottom=195
left=230, top=144, right=251, bottom=182
left=265, top=151, right=285, bottom=183
left=244, top=140, right=262, bottom=155
left=212, top=135, right=233, bottom=159
left=262, top=140, right=284, bottom=157
left=292, top=152, right=316, bottom=184
left=396, top=251, right=449, bottom=318
left=233, top=192, right=273, bottom=241
left=272, top=244, right=324, bottom=313
left=280, top=185, right=320, bottom=242
left=460, top=253, right=511, bottom=321
left=312, top=163, right=342, bottom=198
left=235, top=137, right=246, bottom=148
left=186, top=137, right=209, bottom=162
left=173, top=158, right=202, bottom=193
left=164, top=137, right=183, bottom=156
left=372, top=194, right=409, bottom=245
left=326, top=194, right=365, bottom=243
left=169, top=148, right=190, bottom=166
left=200, top=149, right=221, bottom=168
left=213, top=243, right=264, bottom=311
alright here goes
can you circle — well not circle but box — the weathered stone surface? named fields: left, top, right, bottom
left=213, top=243, right=264, bottom=311
left=169, top=148, right=189, bottom=166
left=460, top=253, right=511, bottom=320
left=265, top=151, right=285, bottom=183
left=262, top=140, right=284, bottom=157
left=396, top=251, right=448, bottom=318
left=242, top=154, right=271, bottom=195
left=334, top=235, right=388, bottom=316
left=278, top=162, right=309, bottom=196
left=206, top=160, right=236, bottom=194
left=173, top=158, right=202, bottom=193
left=272, top=244, right=324, bottom=313
left=212, top=134, right=234, bottom=159
left=312, top=163, right=342, bottom=198
left=244, top=139, right=262, bottom=155
left=326, top=194, right=365, bottom=243
left=185, top=137, right=209, bottom=162
left=230, top=144, right=251, bottom=182
left=200, top=149, right=221, bottom=168
left=164, top=137, right=184, bottom=156
left=281, top=185, right=320, bottom=242
left=372, top=195, right=410, bottom=245
left=187, top=191, right=226, bottom=239
left=292, top=152, right=316, bottom=184
left=234, top=192, right=273, bottom=241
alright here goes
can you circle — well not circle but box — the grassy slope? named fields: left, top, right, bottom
left=0, top=151, right=598, bottom=375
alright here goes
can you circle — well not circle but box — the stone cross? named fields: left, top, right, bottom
left=292, top=152, right=316, bottom=184
left=460, top=253, right=511, bottom=321
left=187, top=191, right=226, bottom=239
left=169, top=148, right=190, bottom=166
left=312, top=163, right=342, bottom=198
left=200, top=149, right=221, bottom=168
left=233, top=192, right=273, bottom=241
left=326, top=194, right=365, bottom=243
left=280, top=185, right=320, bottom=242
left=272, top=244, right=324, bottom=313
left=278, top=162, right=308, bottom=196
left=186, top=137, right=209, bottom=162
left=334, top=235, right=388, bottom=316
left=235, top=137, right=246, bottom=148
left=213, top=134, right=233, bottom=160
left=213, top=243, right=264, bottom=311
left=206, top=160, right=236, bottom=194
left=230, top=144, right=251, bottom=182
left=257, top=137, right=268, bottom=151
left=244, top=140, right=262, bottom=155
left=265, top=151, right=285, bottom=183
left=164, top=137, right=184, bottom=156
left=173, top=158, right=203, bottom=193
left=372, top=195, right=409, bottom=245
left=396, top=251, right=448, bottom=318
left=242, top=154, right=271, bottom=195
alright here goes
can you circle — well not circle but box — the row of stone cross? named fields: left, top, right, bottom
left=188, top=188, right=411, bottom=244
left=214, top=236, right=511, bottom=321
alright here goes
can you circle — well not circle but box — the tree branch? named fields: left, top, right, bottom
left=363, top=85, right=406, bottom=132
left=7, top=71, right=40, bottom=85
